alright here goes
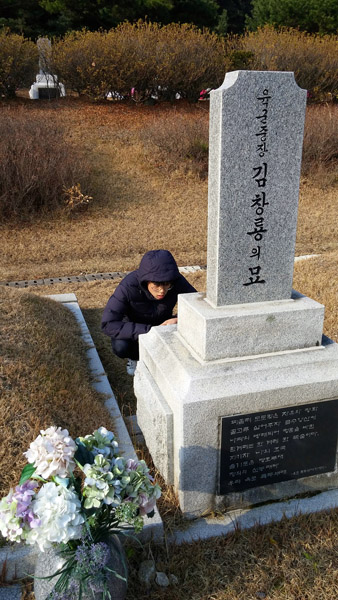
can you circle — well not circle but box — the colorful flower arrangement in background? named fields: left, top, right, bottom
left=0, top=426, right=161, bottom=598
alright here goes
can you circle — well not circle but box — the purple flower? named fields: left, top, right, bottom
left=90, top=542, right=110, bottom=569
left=125, top=459, right=138, bottom=471
left=138, top=493, right=156, bottom=516
left=13, top=481, right=40, bottom=528
left=49, top=579, right=79, bottom=600
left=26, top=510, right=40, bottom=528
left=75, top=541, right=110, bottom=577
left=13, top=480, right=36, bottom=508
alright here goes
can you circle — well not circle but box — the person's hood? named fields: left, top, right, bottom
left=137, top=250, right=180, bottom=289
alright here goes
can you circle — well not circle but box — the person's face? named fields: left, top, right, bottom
left=147, top=281, right=172, bottom=300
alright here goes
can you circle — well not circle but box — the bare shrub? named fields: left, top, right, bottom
left=51, top=26, right=159, bottom=101
left=152, top=23, right=227, bottom=102
left=302, top=104, right=338, bottom=182
left=0, top=110, right=92, bottom=221
left=110, top=22, right=162, bottom=101
left=52, top=22, right=227, bottom=102
left=52, top=29, right=116, bottom=99
left=241, top=26, right=338, bottom=102
left=140, top=110, right=209, bottom=176
left=0, top=29, right=38, bottom=98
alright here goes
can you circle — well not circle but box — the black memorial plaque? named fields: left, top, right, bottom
left=219, top=399, right=338, bottom=494
left=39, top=88, right=58, bottom=99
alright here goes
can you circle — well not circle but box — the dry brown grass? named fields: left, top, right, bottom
left=0, top=286, right=117, bottom=494
left=1, top=98, right=337, bottom=283
left=125, top=509, right=338, bottom=600
left=302, top=104, right=338, bottom=181
left=0, top=102, right=208, bottom=281
left=296, top=181, right=338, bottom=255
left=139, top=108, right=210, bottom=177
left=0, top=109, right=92, bottom=221
left=293, top=251, right=338, bottom=342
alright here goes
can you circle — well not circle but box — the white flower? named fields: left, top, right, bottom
left=82, top=455, right=121, bottom=509
left=77, top=427, right=119, bottom=460
left=24, top=426, right=77, bottom=479
left=27, top=482, right=84, bottom=551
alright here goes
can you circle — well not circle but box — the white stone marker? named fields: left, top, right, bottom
left=135, top=71, right=338, bottom=518
left=207, top=71, right=306, bottom=306
left=29, top=37, right=65, bottom=100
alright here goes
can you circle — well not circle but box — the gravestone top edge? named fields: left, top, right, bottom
left=212, top=70, right=307, bottom=96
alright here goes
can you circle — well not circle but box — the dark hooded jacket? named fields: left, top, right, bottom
left=101, top=250, right=196, bottom=341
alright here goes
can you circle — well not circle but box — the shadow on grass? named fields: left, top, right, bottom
left=82, top=307, right=137, bottom=415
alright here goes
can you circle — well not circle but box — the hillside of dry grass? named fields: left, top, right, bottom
left=1, top=99, right=337, bottom=282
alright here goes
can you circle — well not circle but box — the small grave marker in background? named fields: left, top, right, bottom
left=29, top=38, right=65, bottom=100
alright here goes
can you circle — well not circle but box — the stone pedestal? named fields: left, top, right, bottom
left=135, top=313, right=338, bottom=517
left=177, top=290, right=324, bottom=361
left=29, top=73, right=65, bottom=99
left=135, top=70, right=338, bottom=518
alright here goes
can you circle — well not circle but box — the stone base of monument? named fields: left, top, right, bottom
left=135, top=292, right=338, bottom=518
left=177, top=290, right=324, bottom=360
left=29, top=73, right=66, bottom=100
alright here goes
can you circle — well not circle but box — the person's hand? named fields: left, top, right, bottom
left=160, top=318, right=178, bottom=326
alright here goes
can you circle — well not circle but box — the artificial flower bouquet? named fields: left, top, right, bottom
left=0, top=426, right=161, bottom=599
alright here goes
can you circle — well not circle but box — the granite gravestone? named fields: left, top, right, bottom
left=177, top=71, right=324, bottom=362
left=207, top=71, right=306, bottom=306
left=135, top=71, right=338, bottom=517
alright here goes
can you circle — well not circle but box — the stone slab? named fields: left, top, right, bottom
left=46, top=293, right=78, bottom=303
left=177, top=290, right=324, bottom=361
left=135, top=326, right=338, bottom=517
left=0, top=543, right=38, bottom=582
left=136, top=367, right=174, bottom=484
left=0, top=586, right=21, bottom=600
left=207, top=71, right=307, bottom=306
left=168, top=489, right=338, bottom=544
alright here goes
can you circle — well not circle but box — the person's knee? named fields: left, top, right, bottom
left=111, top=339, right=130, bottom=359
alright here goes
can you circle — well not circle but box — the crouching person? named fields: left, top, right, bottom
left=101, top=249, right=196, bottom=375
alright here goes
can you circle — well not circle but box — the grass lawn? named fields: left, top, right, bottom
left=1, top=97, right=338, bottom=599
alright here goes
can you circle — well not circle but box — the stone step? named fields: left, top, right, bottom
left=0, top=585, right=21, bottom=600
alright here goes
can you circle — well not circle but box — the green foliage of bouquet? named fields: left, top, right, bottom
left=0, top=426, right=161, bottom=598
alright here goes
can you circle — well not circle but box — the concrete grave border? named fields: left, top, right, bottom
left=0, top=293, right=163, bottom=585
left=1, top=291, right=337, bottom=587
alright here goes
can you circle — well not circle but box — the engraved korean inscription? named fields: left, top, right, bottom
left=220, top=399, right=338, bottom=494
left=243, top=89, right=271, bottom=288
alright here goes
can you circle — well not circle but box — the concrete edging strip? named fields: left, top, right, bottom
left=167, top=489, right=338, bottom=544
